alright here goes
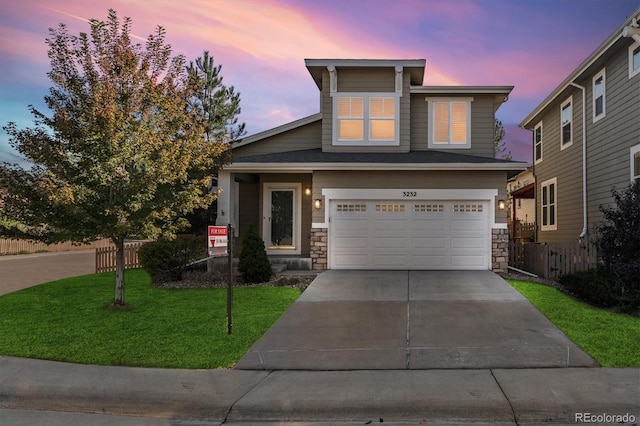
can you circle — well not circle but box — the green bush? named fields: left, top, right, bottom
left=560, top=268, right=639, bottom=313
left=138, top=235, right=207, bottom=282
left=238, top=224, right=272, bottom=283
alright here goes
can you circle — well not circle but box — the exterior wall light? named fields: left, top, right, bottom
left=304, top=187, right=312, bottom=196
left=498, top=199, right=506, bottom=210
left=314, top=199, right=322, bottom=210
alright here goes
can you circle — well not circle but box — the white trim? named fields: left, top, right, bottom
left=629, top=41, right=640, bottom=79
left=592, top=68, right=606, bottom=123
left=534, top=121, right=543, bottom=165
left=262, top=182, right=302, bottom=255
left=560, top=97, right=573, bottom=150
left=426, top=97, right=473, bottom=149
left=332, top=92, right=401, bottom=146
left=631, top=144, right=640, bottom=181
left=540, top=177, right=558, bottom=231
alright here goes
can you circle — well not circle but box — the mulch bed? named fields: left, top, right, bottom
left=152, top=269, right=316, bottom=292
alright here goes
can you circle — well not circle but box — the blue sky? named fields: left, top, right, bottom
left=1, top=0, right=639, bottom=166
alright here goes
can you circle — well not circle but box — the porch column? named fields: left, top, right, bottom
left=216, top=170, right=236, bottom=230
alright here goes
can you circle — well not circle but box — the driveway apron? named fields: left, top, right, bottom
left=235, top=270, right=597, bottom=370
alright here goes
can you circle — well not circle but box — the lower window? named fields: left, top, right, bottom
left=541, top=178, right=557, bottom=231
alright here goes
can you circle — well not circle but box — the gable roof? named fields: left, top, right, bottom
left=232, top=113, right=321, bottom=149
left=227, top=148, right=528, bottom=173
left=520, top=6, right=640, bottom=129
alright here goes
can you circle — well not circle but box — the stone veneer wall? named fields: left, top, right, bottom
left=310, top=228, right=328, bottom=270
left=492, top=228, right=508, bottom=273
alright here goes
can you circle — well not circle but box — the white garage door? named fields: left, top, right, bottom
left=330, top=200, right=490, bottom=270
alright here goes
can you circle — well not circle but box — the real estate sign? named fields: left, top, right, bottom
left=208, top=225, right=228, bottom=257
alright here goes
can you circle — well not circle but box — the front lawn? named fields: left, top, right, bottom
left=0, top=269, right=300, bottom=368
left=508, top=280, right=640, bottom=367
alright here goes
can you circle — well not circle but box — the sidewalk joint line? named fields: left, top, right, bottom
left=490, top=368, right=520, bottom=426
left=221, top=370, right=273, bottom=425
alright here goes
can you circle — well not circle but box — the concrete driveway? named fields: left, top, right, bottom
left=236, top=270, right=597, bottom=370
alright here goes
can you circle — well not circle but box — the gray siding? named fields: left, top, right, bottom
left=409, top=93, right=496, bottom=158
left=312, top=170, right=508, bottom=224
left=233, top=120, right=321, bottom=157
left=534, top=39, right=640, bottom=243
left=337, top=68, right=395, bottom=92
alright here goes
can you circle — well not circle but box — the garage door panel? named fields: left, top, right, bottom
left=412, top=237, right=447, bottom=249
left=372, top=255, right=409, bottom=268
left=451, top=237, right=485, bottom=249
left=372, top=236, right=409, bottom=249
left=411, top=255, right=447, bottom=268
left=451, top=255, right=488, bottom=268
left=411, top=219, right=447, bottom=231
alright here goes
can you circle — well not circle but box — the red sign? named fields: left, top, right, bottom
left=208, top=226, right=228, bottom=256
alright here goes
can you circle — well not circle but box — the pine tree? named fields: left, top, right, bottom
left=238, top=225, right=272, bottom=283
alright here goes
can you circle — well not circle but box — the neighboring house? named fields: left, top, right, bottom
left=520, top=7, right=640, bottom=244
left=216, top=59, right=528, bottom=272
left=507, top=168, right=535, bottom=241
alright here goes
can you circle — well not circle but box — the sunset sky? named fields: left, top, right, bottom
left=1, top=0, right=639, bottom=166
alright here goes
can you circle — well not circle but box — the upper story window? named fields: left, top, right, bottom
left=534, top=121, right=543, bottom=164
left=333, top=93, right=399, bottom=145
left=427, top=97, right=473, bottom=149
left=629, top=42, right=640, bottom=79
left=592, top=69, right=606, bottom=122
left=560, top=97, right=572, bottom=149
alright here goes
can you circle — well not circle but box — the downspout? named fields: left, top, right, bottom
left=570, top=82, right=588, bottom=239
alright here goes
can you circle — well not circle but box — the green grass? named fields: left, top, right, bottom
left=0, top=269, right=300, bottom=368
left=508, top=280, right=640, bottom=367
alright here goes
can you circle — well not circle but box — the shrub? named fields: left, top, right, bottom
left=138, top=234, right=207, bottom=282
left=238, top=224, right=272, bottom=283
left=590, top=181, right=640, bottom=311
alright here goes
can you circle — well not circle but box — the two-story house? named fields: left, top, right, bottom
left=215, top=59, right=528, bottom=272
left=520, top=7, right=640, bottom=244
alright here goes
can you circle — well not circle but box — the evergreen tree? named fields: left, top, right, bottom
left=238, top=224, right=272, bottom=283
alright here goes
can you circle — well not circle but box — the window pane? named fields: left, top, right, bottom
left=549, top=183, right=555, bottom=204
left=562, top=123, right=571, bottom=144
left=634, top=152, right=640, bottom=178
left=434, top=102, right=449, bottom=143
left=543, top=206, right=548, bottom=226
left=339, top=119, right=363, bottom=140
left=536, top=144, right=542, bottom=160
left=595, top=96, right=603, bottom=116
left=594, top=76, right=603, bottom=97
left=451, top=102, right=467, bottom=143
left=542, top=186, right=547, bottom=205
left=370, top=120, right=394, bottom=139
left=634, top=46, right=640, bottom=71
left=338, top=97, right=363, bottom=117
left=549, top=205, right=555, bottom=226
left=535, top=127, right=542, bottom=143
left=561, top=103, right=571, bottom=126
left=370, top=98, right=394, bottom=118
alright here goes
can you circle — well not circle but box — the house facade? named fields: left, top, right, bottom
left=520, top=7, right=640, bottom=244
left=216, top=59, right=528, bottom=272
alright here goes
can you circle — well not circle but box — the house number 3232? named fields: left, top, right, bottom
left=403, top=191, right=417, bottom=197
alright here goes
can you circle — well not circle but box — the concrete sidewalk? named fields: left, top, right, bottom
left=0, top=357, right=638, bottom=424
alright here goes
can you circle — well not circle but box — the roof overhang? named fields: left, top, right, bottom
left=411, top=86, right=513, bottom=112
left=305, top=59, right=426, bottom=89
left=224, top=161, right=529, bottom=173
left=520, top=6, right=640, bottom=129
left=232, top=113, right=321, bottom=148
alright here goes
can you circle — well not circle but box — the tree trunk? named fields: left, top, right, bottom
left=114, top=237, right=126, bottom=306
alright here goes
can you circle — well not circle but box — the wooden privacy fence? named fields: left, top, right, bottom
left=509, top=239, right=598, bottom=280
left=95, top=242, right=145, bottom=273
left=0, top=238, right=113, bottom=255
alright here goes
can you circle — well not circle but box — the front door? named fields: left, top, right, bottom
left=263, top=183, right=301, bottom=254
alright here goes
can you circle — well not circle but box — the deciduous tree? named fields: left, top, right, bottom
left=0, top=10, right=241, bottom=306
